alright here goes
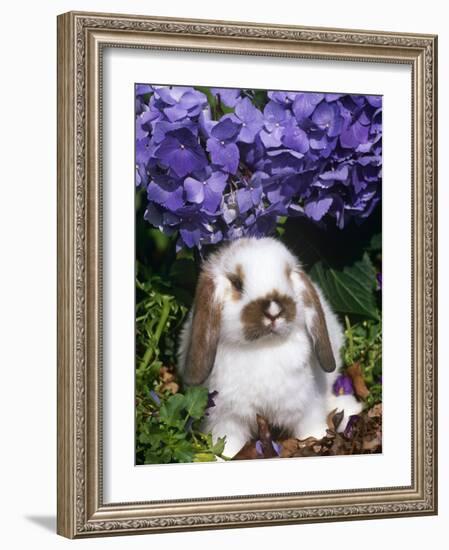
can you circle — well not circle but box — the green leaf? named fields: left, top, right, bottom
left=172, top=440, right=195, bottom=463
left=309, top=253, right=379, bottom=320
left=183, top=386, right=209, bottom=420
left=139, top=430, right=162, bottom=448
left=211, top=437, right=226, bottom=456
left=159, top=393, right=186, bottom=426
left=369, top=232, right=382, bottom=251
left=193, top=452, right=217, bottom=462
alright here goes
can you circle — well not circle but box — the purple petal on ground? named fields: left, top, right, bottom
left=304, top=197, right=333, bottom=221
left=272, top=441, right=282, bottom=456
left=333, top=374, right=354, bottom=396
left=255, top=440, right=264, bottom=456
left=343, top=414, right=359, bottom=439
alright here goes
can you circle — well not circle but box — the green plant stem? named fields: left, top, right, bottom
left=344, top=315, right=354, bottom=357
left=140, top=296, right=171, bottom=370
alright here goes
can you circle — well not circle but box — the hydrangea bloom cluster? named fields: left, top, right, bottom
left=136, top=85, right=382, bottom=249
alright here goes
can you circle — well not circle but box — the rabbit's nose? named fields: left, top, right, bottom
left=264, top=300, right=282, bottom=320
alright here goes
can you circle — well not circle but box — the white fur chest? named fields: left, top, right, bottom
left=205, top=329, right=319, bottom=430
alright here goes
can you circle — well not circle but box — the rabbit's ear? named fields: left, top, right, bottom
left=297, top=271, right=336, bottom=373
left=184, top=271, right=222, bottom=385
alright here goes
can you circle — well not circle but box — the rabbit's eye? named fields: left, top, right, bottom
left=228, top=272, right=243, bottom=298
left=228, top=274, right=243, bottom=293
left=227, top=264, right=244, bottom=297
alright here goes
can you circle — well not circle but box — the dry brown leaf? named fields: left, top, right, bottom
left=161, top=381, right=179, bottom=394
left=233, top=442, right=258, bottom=460
left=368, top=403, right=382, bottom=418
left=347, top=362, right=370, bottom=399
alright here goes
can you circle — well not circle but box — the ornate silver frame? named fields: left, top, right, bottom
left=57, top=11, right=438, bottom=538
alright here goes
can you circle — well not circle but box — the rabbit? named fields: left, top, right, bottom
left=177, top=236, right=362, bottom=458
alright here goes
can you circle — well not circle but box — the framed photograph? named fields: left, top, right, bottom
left=57, top=11, right=438, bottom=538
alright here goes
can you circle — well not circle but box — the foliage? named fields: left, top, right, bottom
left=135, top=236, right=227, bottom=464
left=137, top=385, right=226, bottom=464
left=343, top=317, right=382, bottom=409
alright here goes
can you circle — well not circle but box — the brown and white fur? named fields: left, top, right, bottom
left=177, top=237, right=362, bottom=458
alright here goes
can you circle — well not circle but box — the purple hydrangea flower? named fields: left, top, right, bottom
left=154, top=127, right=207, bottom=178
left=184, top=170, right=228, bottom=213
left=231, top=97, right=264, bottom=144
left=206, top=118, right=241, bottom=174
left=136, top=85, right=382, bottom=249
left=153, top=86, right=207, bottom=122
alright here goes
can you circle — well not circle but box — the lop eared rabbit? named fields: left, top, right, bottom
left=178, top=237, right=362, bottom=457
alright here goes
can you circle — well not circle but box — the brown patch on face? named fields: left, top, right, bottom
left=297, top=271, right=336, bottom=373
left=241, top=290, right=296, bottom=341
left=227, top=264, right=244, bottom=300
left=184, top=271, right=222, bottom=385
left=285, top=263, right=292, bottom=280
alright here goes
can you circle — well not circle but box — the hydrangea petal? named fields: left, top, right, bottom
left=304, top=197, right=333, bottom=221
left=184, top=177, right=205, bottom=204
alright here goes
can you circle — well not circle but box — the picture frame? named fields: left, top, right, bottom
left=57, top=10, right=438, bottom=538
